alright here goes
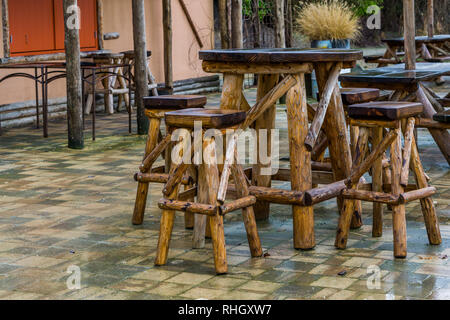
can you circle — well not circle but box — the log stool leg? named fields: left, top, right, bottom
left=350, top=124, right=364, bottom=230
left=231, top=154, right=263, bottom=257
left=184, top=165, right=196, bottom=229
left=252, top=74, right=280, bottom=221
left=372, top=126, right=384, bottom=237
left=390, top=125, right=407, bottom=258
left=287, top=74, right=315, bottom=250
left=155, top=128, right=189, bottom=266
left=132, top=115, right=162, bottom=225
left=202, top=135, right=227, bottom=274
left=335, top=127, right=369, bottom=248
left=408, top=128, right=441, bottom=245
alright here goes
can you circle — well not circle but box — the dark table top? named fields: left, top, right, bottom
left=382, top=34, right=450, bottom=45
left=339, top=62, right=450, bottom=84
left=199, top=48, right=363, bottom=63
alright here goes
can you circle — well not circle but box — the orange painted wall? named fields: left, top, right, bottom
left=0, top=0, right=215, bottom=105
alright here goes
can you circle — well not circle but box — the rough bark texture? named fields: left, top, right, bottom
left=63, top=0, right=84, bottom=149
left=231, top=0, right=243, bottom=48
left=163, top=0, right=173, bottom=93
left=132, top=0, right=149, bottom=135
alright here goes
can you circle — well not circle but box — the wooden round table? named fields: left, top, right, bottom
left=199, top=48, right=363, bottom=250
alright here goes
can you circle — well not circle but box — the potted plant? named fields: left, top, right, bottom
left=296, top=0, right=360, bottom=49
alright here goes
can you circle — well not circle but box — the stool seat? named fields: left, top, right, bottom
left=121, top=50, right=152, bottom=59
left=348, top=102, right=423, bottom=120
left=165, top=108, right=246, bottom=129
left=144, top=95, right=207, bottom=110
left=341, top=88, right=380, bottom=105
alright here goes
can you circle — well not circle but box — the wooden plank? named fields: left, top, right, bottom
left=178, top=0, right=203, bottom=48
left=199, top=48, right=363, bottom=63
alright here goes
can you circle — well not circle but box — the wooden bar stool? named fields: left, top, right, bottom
left=132, top=95, right=207, bottom=226
left=152, top=108, right=262, bottom=274
left=336, top=101, right=442, bottom=258
left=121, top=50, right=159, bottom=96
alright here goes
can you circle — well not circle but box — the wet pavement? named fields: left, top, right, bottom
left=0, top=87, right=449, bottom=300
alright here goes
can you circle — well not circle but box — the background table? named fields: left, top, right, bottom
left=340, top=63, right=450, bottom=165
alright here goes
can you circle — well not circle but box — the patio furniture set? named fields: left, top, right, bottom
left=0, top=50, right=158, bottom=139
left=131, top=48, right=447, bottom=274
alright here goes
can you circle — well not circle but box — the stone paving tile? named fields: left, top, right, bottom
left=0, top=88, right=449, bottom=300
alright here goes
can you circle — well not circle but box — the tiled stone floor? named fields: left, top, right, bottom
left=0, top=88, right=449, bottom=300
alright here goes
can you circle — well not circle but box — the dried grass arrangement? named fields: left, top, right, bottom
left=296, top=0, right=361, bottom=41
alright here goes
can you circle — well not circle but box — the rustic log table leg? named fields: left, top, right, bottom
left=286, top=73, right=315, bottom=250
left=390, top=125, right=407, bottom=258
left=132, top=115, right=162, bottom=225
left=408, top=129, right=441, bottom=245
left=315, top=63, right=361, bottom=229
left=252, top=74, right=279, bottom=220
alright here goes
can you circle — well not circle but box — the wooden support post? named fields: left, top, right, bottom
left=285, top=0, right=293, bottom=47
left=287, top=73, right=314, bottom=250
left=252, top=74, right=279, bottom=220
left=231, top=0, right=243, bottom=48
left=251, top=0, right=261, bottom=48
left=219, top=0, right=230, bottom=49
left=274, top=0, right=285, bottom=48
left=96, top=0, right=104, bottom=50
left=2, top=0, right=10, bottom=58
left=63, top=0, right=84, bottom=149
left=132, top=117, right=162, bottom=225
left=390, top=126, right=407, bottom=258
left=163, top=0, right=173, bottom=93
left=184, top=165, right=197, bottom=229
left=220, top=74, right=244, bottom=110
left=371, top=126, right=384, bottom=237
left=178, top=0, right=203, bottom=48
left=408, top=130, right=441, bottom=245
left=427, top=0, right=434, bottom=38
left=132, top=0, right=149, bottom=135
left=403, top=0, right=416, bottom=70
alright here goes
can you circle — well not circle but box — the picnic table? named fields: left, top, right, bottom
left=367, top=35, right=450, bottom=65
left=199, top=48, right=363, bottom=250
left=340, top=62, right=450, bottom=165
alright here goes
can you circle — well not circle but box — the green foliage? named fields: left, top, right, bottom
left=243, top=0, right=272, bottom=20
left=294, top=0, right=383, bottom=18
left=346, top=0, right=383, bottom=17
